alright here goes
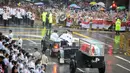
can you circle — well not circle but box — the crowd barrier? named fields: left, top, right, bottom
left=66, top=19, right=130, bottom=31
left=120, top=32, right=130, bottom=56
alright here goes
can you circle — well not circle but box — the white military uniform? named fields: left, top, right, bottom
left=50, top=32, right=59, bottom=41
left=59, top=32, right=74, bottom=46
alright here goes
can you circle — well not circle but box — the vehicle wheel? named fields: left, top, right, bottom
left=69, top=59, right=76, bottom=73
left=58, top=52, right=61, bottom=64
left=41, top=40, right=43, bottom=48
left=98, top=63, right=105, bottom=73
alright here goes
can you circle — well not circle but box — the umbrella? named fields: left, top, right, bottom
left=90, top=2, right=97, bottom=5
left=69, top=4, right=80, bottom=8
left=34, top=2, right=44, bottom=5
left=97, top=2, right=105, bottom=7
left=117, top=6, right=126, bottom=10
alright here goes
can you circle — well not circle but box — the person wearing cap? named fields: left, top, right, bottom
left=50, top=30, right=59, bottom=42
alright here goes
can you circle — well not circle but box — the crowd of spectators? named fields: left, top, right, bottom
left=0, top=31, right=48, bottom=73
left=0, top=1, right=129, bottom=27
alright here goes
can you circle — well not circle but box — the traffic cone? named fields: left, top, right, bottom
left=108, top=45, right=113, bottom=55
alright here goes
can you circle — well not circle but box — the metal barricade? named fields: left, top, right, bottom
left=120, top=32, right=130, bottom=56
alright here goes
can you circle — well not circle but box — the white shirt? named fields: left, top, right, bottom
left=12, top=54, right=16, bottom=61
left=0, top=41, right=3, bottom=49
left=27, top=11, right=32, bottom=19
left=50, top=32, right=59, bottom=41
left=41, top=54, right=48, bottom=65
left=60, top=33, right=74, bottom=46
left=28, top=61, right=35, bottom=69
left=16, top=11, right=22, bottom=19
left=24, top=56, right=28, bottom=63
left=8, top=62, right=13, bottom=73
left=20, top=8, right=26, bottom=16
left=3, top=58, right=9, bottom=66
left=23, top=68, right=30, bottom=73
left=3, top=12, right=8, bottom=20
left=0, top=8, right=4, bottom=15
left=4, top=47, right=10, bottom=55
left=33, top=51, right=41, bottom=59
left=11, top=8, right=16, bottom=15
left=31, top=13, right=35, bottom=20
left=17, top=38, right=23, bottom=48
left=8, top=33, right=13, bottom=39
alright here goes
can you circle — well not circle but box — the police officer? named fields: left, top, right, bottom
left=115, top=18, right=121, bottom=35
left=46, top=11, right=52, bottom=37
left=42, top=10, right=47, bottom=28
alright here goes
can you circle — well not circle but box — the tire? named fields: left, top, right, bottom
left=58, top=52, right=61, bottom=64
left=98, top=63, right=105, bottom=73
left=69, top=59, right=76, bottom=73
left=41, top=40, right=43, bottom=48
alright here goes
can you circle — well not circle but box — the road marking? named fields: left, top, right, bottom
left=73, top=31, right=110, bottom=46
left=27, top=39, right=37, bottom=46
left=48, top=62, right=57, bottom=64
left=98, top=34, right=115, bottom=41
left=1, top=31, right=41, bottom=34
left=116, top=64, right=130, bottom=72
left=73, top=32, right=90, bottom=39
left=0, top=26, right=42, bottom=30
left=77, top=68, right=85, bottom=73
left=115, top=56, right=130, bottom=64
left=13, top=38, right=41, bottom=40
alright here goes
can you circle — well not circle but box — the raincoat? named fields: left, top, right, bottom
left=115, top=19, right=121, bottom=31
left=42, top=12, right=47, bottom=23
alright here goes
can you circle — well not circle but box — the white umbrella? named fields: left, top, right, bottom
left=97, top=2, right=105, bottom=7
left=34, top=2, right=44, bottom=5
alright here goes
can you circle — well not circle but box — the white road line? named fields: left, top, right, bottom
left=77, top=68, right=85, bottom=73
left=48, top=62, right=57, bottom=64
left=116, top=64, right=130, bottom=72
left=27, top=39, right=37, bottom=46
left=98, top=34, right=115, bottom=41
left=115, top=56, right=130, bottom=64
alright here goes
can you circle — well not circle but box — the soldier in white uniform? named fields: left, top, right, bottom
left=59, top=30, right=74, bottom=46
left=16, top=9, right=22, bottom=25
left=50, top=30, right=59, bottom=42
left=3, top=9, right=8, bottom=26
left=0, top=7, right=3, bottom=23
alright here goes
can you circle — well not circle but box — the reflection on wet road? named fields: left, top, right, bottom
left=0, top=26, right=130, bottom=73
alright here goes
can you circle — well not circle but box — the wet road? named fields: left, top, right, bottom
left=0, top=25, right=130, bottom=73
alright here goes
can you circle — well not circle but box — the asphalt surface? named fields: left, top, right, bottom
left=0, top=25, right=130, bottom=73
